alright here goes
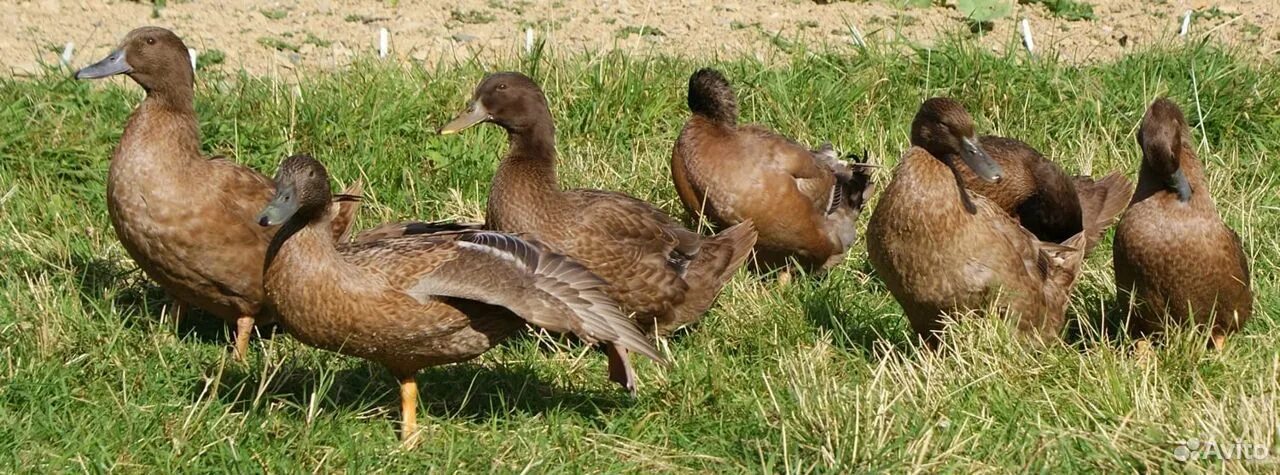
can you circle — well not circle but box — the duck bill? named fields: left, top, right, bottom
left=1169, top=169, right=1192, bottom=202
left=75, top=50, right=132, bottom=80
left=438, top=101, right=490, bottom=135
left=959, top=137, right=1002, bottom=183
left=256, top=185, right=299, bottom=227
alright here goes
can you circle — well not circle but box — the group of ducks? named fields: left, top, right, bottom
left=73, top=27, right=1252, bottom=444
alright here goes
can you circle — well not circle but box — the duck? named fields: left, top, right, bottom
left=922, top=106, right=1132, bottom=251
left=256, top=154, right=663, bottom=444
left=866, top=97, right=1093, bottom=345
left=74, top=27, right=364, bottom=358
left=1112, top=98, right=1252, bottom=348
left=439, top=72, right=758, bottom=344
left=670, top=68, right=875, bottom=273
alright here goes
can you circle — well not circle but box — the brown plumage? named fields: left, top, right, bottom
left=671, top=68, right=875, bottom=272
left=75, top=27, right=365, bottom=358
left=866, top=98, right=1088, bottom=345
left=440, top=72, right=757, bottom=340
left=258, top=155, right=663, bottom=444
left=1113, top=98, right=1252, bottom=347
left=925, top=109, right=1132, bottom=252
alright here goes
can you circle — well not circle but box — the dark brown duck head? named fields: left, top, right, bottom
left=911, top=97, right=1003, bottom=213
left=257, top=155, right=333, bottom=228
left=75, top=27, right=193, bottom=108
left=439, top=72, right=553, bottom=137
left=911, top=97, right=1004, bottom=183
left=687, top=68, right=738, bottom=125
left=1138, top=98, right=1193, bottom=202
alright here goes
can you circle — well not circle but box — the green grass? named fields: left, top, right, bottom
left=259, top=8, right=288, bottom=20
left=1, top=39, right=1278, bottom=472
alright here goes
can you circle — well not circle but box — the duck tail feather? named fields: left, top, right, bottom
left=839, top=149, right=877, bottom=213
left=663, top=220, right=757, bottom=334
left=1073, top=172, right=1134, bottom=252
left=331, top=179, right=365, bottom=242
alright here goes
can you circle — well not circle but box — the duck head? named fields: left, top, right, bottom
left=910, top=97, right=1003, bottom=183
left=75, top=27, right=193, bottom=96
left=257, top=155, right=333, bottom=227
left=439, top=72, right=552, bottom=135
left=687, top=68, right=738, bottom=125
left=1138, top=98, right=1192, bottom=202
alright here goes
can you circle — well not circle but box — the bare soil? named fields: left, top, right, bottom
left=3, top=0, right=1277, bottom=77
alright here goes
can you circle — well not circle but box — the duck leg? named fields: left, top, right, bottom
left=232, top=315, right=254, bottom=360
left=1211, top=334, right=1227, bottom=350
left=398, top=372, right=420, bottom=446
left=605, top=344, right=638, bottom=396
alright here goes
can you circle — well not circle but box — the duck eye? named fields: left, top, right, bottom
left=145, top=38, right=156, bottom=46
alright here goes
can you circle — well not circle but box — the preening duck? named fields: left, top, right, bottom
left=670, top=68, right=874, bottom=273
left=866, top=98, right=1090, bottom=345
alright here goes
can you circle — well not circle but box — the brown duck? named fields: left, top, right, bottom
left=1113, top=98, right=1252, bottom=348
left=439, top=72, right=758, bottom=344
left=671, top=68, right=875, bottom=272
left=257, top=155, right=662, bottom=444
left=75, top=27, right=363, bottom=358
left=927, top=106, right=1132, bottom=251
left=867, top=98, right=1092, bottom=344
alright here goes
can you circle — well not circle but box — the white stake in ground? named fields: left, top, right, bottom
left=1180, top=10, right=1192, bottom=36
left=1020, top=19, right=1035, bottom=54
left=525, top=28, right=534, bottom=53
left=379, top=28, right=389, bottom=58
left=60, top=42, right=74, bottom=65
left=188, top=48, right=197, bottom=71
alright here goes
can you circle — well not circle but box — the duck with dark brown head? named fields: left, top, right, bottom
left=911, top=98, right=1132, bottom=252
left=1113, top=98, right=1252, bottom=349
left=866, top=97, right=1088, bottom=346
left=440, top=72, right=758, bottom=347
left=670, top=68, right=875, bottom=274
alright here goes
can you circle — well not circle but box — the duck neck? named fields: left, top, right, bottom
left=265, top=209, right=344, bottom=284
left=115, top=84, right=201, bottom=169
left=492, top=119, right=561, bottom=203
left=1134, top=146, right=1209, bottom=207
left=892, top=149, right=974, bottom=231
left=940, top=155, right=979, bottom=215
left=142, top=76, right=196, bottom=115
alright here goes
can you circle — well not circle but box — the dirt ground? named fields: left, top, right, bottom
left=3, top=0, right=1277, bottom=77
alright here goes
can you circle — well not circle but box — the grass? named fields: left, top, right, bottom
left=257, top=36, right=300, bottom=53
left=1, top=38, right=1278, bottom=472
left=616, top=25, right=666, bottom=39
left=1021, top=0, right=1096, bottom=21
left=259, top=8, right=288, bottom=20
left=450, top=9, right=497, bottom=25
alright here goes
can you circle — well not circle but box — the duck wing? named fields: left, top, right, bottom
left=976, top=195, right=1086, bottom=336
left=349, top=219, right=485, bottom=244
left=341, top=230, right=665, bottom=391
left=740, top=126, right=836, bottom=211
